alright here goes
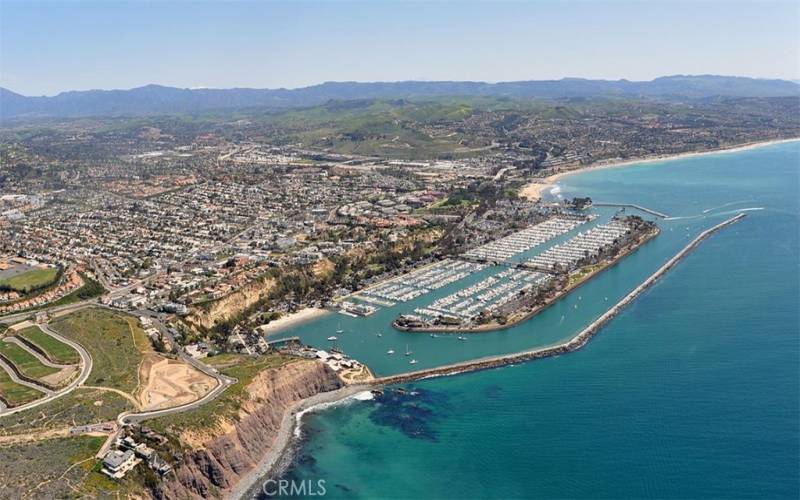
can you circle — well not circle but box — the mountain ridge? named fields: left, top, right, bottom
left=2, top=75, right=798, bottom=119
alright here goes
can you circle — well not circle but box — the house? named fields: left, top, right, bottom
left=101, top=450, right=141, bottom=479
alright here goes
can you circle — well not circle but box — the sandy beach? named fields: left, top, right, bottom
left=257, top=307, right=330, bottom=335
left=520, top=138, right=800, bottom=201
left=230, top=384, right=372, bottom=500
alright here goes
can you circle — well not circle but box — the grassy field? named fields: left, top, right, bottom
left=0, top=367, right=44, bottom=406
left=148, top=354, right=296, bottom=436
left=568, top=263, right=604, bottom=287
left=0, top=387, right=133, bottom=435
left=16, top=326, right=81, bottom=365
left=0, top=435, right=131, bottom=499
left=0, top=267, right=58, bottom=293
left=201, top=353, right=244, bottom=369
left=49, top=308, right=150, bottom=394
left=0, top=341, right=60, bottom=380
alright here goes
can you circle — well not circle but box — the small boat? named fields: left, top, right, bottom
left=405, top=344, right=412, bottom=356
left=331, top=347, right=343, bottom=354
left=387, top=349, right=395, bottom=355
left=327, top=336, right=338, bottom=341
left=409, top=359, right=418, bottom=365
left=458, top=336, right=466, bottom=341
left=376, top=333, right=382, bottom=337
left=430, top=333, right=436, bottom=338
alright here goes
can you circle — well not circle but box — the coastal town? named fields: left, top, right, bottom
left=2, top=0, right=799, bottom=496
left=0, top=87, right=797, bottom=498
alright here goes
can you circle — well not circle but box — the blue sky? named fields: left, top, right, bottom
left=1, top=0, right=798, bottom=96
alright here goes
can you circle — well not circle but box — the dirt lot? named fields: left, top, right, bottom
left=138, top=357, right=216, bottom=411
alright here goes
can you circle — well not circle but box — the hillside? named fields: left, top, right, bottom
left=2, top=75, right=798, bottom=119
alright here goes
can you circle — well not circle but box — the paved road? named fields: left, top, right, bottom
left=0, top=299, right=97, bottom=325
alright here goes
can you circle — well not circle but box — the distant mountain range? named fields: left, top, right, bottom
left=2, top=75, right=798, bottom=119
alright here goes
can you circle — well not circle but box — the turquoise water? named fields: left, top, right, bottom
left=268, top=142, right=799, bottom=498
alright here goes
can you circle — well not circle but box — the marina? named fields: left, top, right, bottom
left=270, top=208, right=664, bottom=373
left=524, top=220, right=633, bottom=272
left=394, top=215, right=658, bottom=332
left=462, top=215, right=592, bottom=263
left=355, top=259, right=487, bottom=306
left=411, top=269, right=551, bottom=323
left=374, top=213, right=747, bottom=386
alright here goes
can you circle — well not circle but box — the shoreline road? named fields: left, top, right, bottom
left=0, top=321, right=93, bottom=417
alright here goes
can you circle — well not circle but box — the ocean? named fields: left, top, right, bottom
left=261, top=141, right=799, bottom=499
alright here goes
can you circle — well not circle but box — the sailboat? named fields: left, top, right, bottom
left=409, top=359, right=418, bottom=365
left=405, top=344, right=412, bottom=356
left=336, top=322, right=344, bottom=335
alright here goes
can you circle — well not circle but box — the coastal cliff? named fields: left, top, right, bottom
left=187, top=277, right=276, bottom=330
left=154, top=360, right=342, bottom=499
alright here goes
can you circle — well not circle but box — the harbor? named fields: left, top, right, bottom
left=266, top=190, right=759, bottom=378
left=373, top=213, right=746, bottom=384
left=395, top=215, right=659, bottom=332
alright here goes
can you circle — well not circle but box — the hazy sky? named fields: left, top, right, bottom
left=1, top=0, right=798, bottom=96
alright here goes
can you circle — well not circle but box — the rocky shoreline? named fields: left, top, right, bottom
left=230, top=384, right=371, bottom=500
left=154, top=360, right=344, bottom=499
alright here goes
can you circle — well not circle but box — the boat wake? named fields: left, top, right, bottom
left=664, top=207, right=763, bottom=221
left=715, top=207, right=764, bottom=217
left=663, top=214, right=705, bottom=221
left=702, top=199, right=754, bottom=214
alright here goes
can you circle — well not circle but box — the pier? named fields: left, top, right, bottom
left=266, top=336, right=301, bottom=347
left=593, top=203, right=669, bottom=219
left=372, top=213, right=745, bottom=387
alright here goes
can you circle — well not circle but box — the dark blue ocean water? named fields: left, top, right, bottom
left=268, top=142, right=799, bottom=499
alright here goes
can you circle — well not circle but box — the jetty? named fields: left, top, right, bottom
left=374, top=213, right=745, bottom=386
left=593, top=202, right=669, bottom=219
